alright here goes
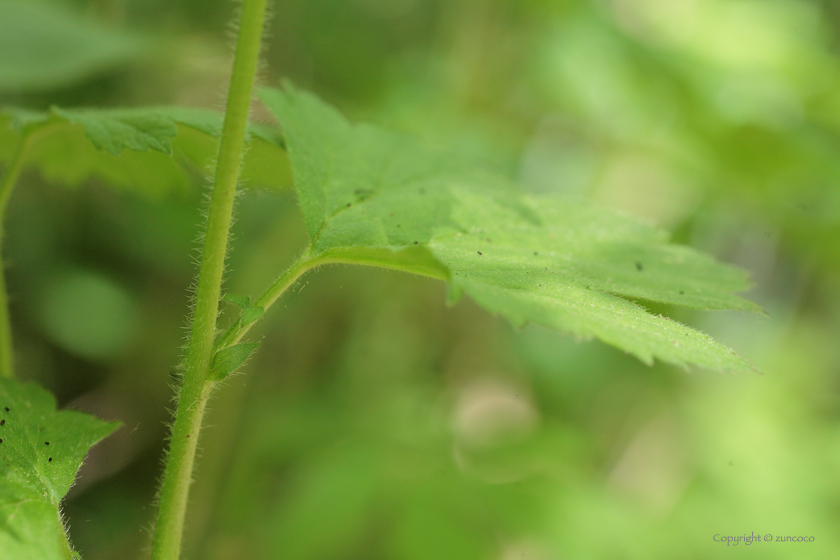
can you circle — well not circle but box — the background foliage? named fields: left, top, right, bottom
left=2, top=0, right=839, bottom=558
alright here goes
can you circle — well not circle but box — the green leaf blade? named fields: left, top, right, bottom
left=1, top=106, right=292, bottom=196
left=261, top=84, right=759, bottom=373
left=223, top=293, right=252, bottom=308
left=241, top=306, right=265, bottom=327
left=0, top=378, right=119, bottom=560
left=210, top=343, right=260, bottom=382
left=53, top=108, right=178, bottom=156
left=454, top=276, right=754, bottom=372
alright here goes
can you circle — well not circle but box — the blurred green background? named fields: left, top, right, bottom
left=2, top=0, right=840, bottom=558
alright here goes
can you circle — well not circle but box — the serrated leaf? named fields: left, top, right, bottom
left=261, top=84, right=760, bottom=373
left=0, top=106, right=292, bottom=195
left=0, top=0, right=143, bottom=93
left=0, top=378, right=119, bottom=560
left=53, top=108, right=178, bottom=156
left=209, top=343, right=260, bottom=382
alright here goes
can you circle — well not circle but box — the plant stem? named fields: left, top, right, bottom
left=150, top=0, right=268, bottom=558
left=215, top=247, right=450, bottom=350
left=0, top=133, right=33, bottom=379
left=215, top=250, right=316, bottom=350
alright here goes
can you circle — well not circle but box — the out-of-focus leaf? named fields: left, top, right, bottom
left=0, top=0, right=143, bottom=92
left=0, top=378, right=119, bottom=560
left=0, top=106, right=291, bottom=194
left=260, top=84, right=759, bottom=372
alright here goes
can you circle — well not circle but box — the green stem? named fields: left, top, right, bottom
left=215, top=247, right=449, bottom=351
left=150, top=0, right=268, bottom=558
left=216, top=250, right=318, bottom=350
left=0, top=133, right=34, bottom=379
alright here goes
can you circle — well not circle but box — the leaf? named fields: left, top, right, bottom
left=0, top=106, right=292, bottom=195
left=210, top=343, right=260, bottom=382
left=0, top=0, right=143, bottom=92
left=260, top=84, right=760, bottom=373
left=0, top=378, right=119, bottom=560
left=223, top=293, right=252, bottom=308
left=241, top=306, right=265, bottom=327
left=53, top=108, right=178, bottom=156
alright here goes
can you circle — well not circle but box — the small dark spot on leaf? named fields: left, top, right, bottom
left=4, top=407, right=8, bottom=412
left=413, top=241, right=418, bottom=245
left=635, top=261, right=643, bottom=271
left=486, top=238, right=491, bottom=242
left=1, top=420, right=4, bottom=426
left=45, top=441, right=49, bottom=445
left=534, top=252, right=538, bottom=255
left=346, top=203, right=352, bottom=207
left=477, top=251, right=482, bottom=255
left=49, top=457, right=52, bottom=462
left=679, top=290, right=684, bottom=295
left=0, top=439, right=3, bottom=443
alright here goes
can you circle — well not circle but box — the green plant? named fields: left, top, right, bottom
left=0, top=1, right=760, bottom=559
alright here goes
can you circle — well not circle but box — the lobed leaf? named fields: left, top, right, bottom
left=261, top=84, right=760, bottom=373
left=0, top=378, right=119, bottom=560
left=0, top=105, right=292, bottom=195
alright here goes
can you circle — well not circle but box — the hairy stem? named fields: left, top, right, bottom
left=215, top=250, right=317, bottom=350
left=216, top=247, right=449, bottom=350
left=0, top=133, right=34, bottom=379
left=151, top=0, right=268, bottom=558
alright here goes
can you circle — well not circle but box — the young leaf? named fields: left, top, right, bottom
left=223, top=293, right=252, bottom=309
left=0, top=106, right=291, bottom=195
left=209, top=343, right=260, bottom=382
left=260, top=84, right=760, bottom=373
left=241, top=306, right=265, bottom=327
left=0, top=378, right=119, bottom=560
